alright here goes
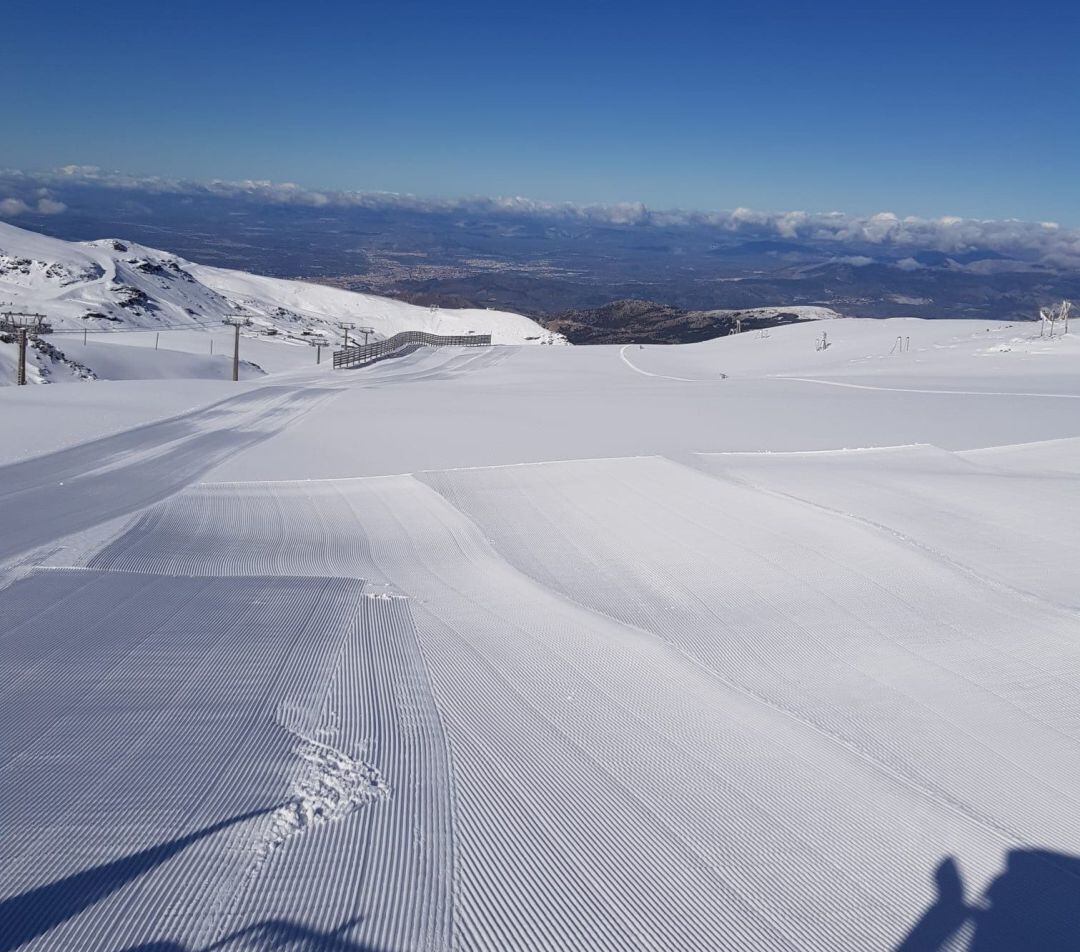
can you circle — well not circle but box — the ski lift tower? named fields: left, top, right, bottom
left=1041, top=300, right=1072, bottom=338
left=222, top=314, right=253, bottom=382
left=335, top=321, right=357, bottom=349
left=0, top=310, right=52, bottom=385
left=308, top=336, right=330, bottom=365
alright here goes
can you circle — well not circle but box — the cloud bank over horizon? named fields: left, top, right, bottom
left=2, top=165, right=1079, bottom=269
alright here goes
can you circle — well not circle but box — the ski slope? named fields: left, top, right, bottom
left=2, top=316, right=1080, bottom=951
left=0, top=221, right=561, bottom=387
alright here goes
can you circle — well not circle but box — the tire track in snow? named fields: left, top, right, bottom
left=0, top=385, right=339, bottom=564
left=347, top=344, right=512, bottom=388
left=91, top=480, right=365, bottom=578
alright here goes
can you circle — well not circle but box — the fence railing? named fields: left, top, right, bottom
left=333, top=331, right=492, bottom=369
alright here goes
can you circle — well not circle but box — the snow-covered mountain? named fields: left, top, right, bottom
left=0, top=221, right=563, bottom=384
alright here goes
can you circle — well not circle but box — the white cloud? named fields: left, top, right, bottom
left=4, top=166, right=1080, bottom=267
left=0, top=197, right=31, bottom=216
left=36, top=198, right=66, bottom=215
left=712, top=208, right=1080, bottom=267
left=0, top=193, right=67, bottom=216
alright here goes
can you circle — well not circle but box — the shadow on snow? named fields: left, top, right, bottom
left=0, top=808, right=272, bottom=952
left=897, top=850, right=1080, bottom=951
left=7, top=809, right=1080, bottom=951
left=122, top=917, right=380, bottom=951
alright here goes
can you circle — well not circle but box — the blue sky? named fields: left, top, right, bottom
left=4, top=0, right=1078, bottom=223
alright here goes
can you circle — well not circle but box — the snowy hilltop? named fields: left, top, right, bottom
left=0, top=221, right=564, bottom=384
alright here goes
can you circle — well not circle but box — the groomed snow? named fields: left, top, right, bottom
left=0, top=221, right=562, bottom=389
left=2, top=311, right=1080, bottom=951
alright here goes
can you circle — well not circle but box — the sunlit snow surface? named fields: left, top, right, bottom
left=0, top=221, right=561, bottom=389
left=2, top=316, right=1080, bottom=951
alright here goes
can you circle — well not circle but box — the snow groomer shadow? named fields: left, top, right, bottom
left=896, top=852, right=1080, bottom=951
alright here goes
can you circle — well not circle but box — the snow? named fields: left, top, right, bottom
left=709, top=304, right=845, bottom=322
left=2, top=277, right=1080, bottom=950
left=0, top=378, right=262, bottom=465
left=190, top=262, right=563, bottom=346
left=621, top=315, right=1080, bottom=384
left=0, top=221, right=561, bottom=388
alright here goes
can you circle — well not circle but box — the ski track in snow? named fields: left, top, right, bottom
left=48, top=448, right=1080, bottom=951
left=693, top=444, right=1080, bottom=611
left=618, top=344, right=716, bottom=382
left=0, top=564, right=454, bottom=952
left=776, top=375, right=1080, bottom=399
left=0, top=570, right=369, bottom=951
left=0, top=384, right=340, bottom=564
left=4, top=321, right=1080, bottom=950
left=203, top=592, right=455, bottom=952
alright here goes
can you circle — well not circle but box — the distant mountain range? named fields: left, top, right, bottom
left=3, top=169, right=1079, bottom=342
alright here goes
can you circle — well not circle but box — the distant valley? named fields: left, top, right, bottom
left=3, top=170, right=1079, bottom=344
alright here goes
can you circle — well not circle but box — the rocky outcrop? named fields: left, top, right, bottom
left=543, top=300, right=821, bottom=344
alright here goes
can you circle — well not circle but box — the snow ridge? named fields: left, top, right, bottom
left=0, top=219, right=562, bottom=385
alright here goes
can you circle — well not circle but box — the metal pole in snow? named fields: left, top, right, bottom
left=2, top=311, right=49, bottom=386
left=16, top=328, right=27, bottom=386
left=335, top=321, right=357, bottom=350
left=222, top=316, right=251, bottom=382
left=155, top=332, right=159, bottom=350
